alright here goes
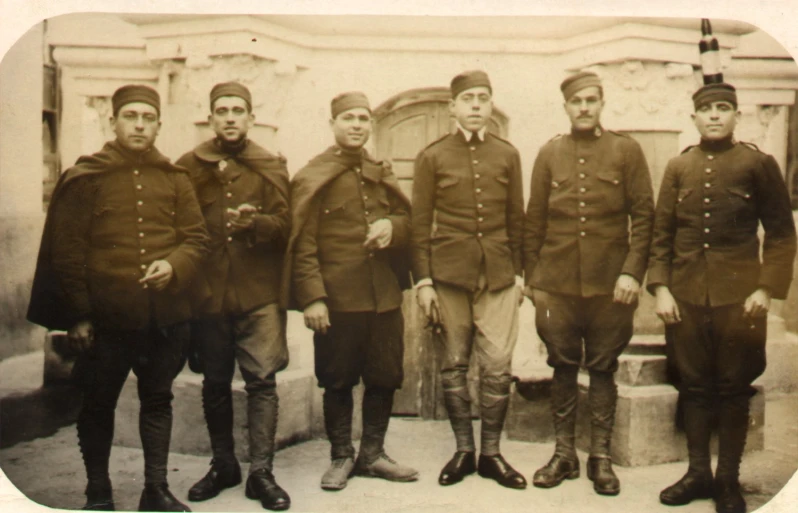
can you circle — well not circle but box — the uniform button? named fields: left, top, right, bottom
left=369, top=252, right=375, bottom=258
left=705, top=168, right=712, bottom=174
left=133, top=169, right=140, bottom=176
left=704, top=183, right=711, bottom=188
left=704, top=243, right=710, bottom=249
left=579, top=201, right=586, bottom=207
left=704, top=198, right=711, bottom=204
left=363, top=196, right=369, bottom=201
left=140, top=248, right=146, bottom=254
left=579, top=187, right=586, bottom=193
left=140, top=264, right=147, bottom=270
left=226, top=192, right=233, bottom=198
left=227, top=236, right=233, bottom=242
left=365, top=211, right=370, bottom=216
left=354, top=167, right=361, bottom=173
left=477, top=233, right=483, bottom=238
left=472, top=160, right=478, bottom=164
left=137, top=217, right=143, bottom=223
left=324, top=209, right=330, bottom=214
left=704, top=212, right=711, bottom=218
left=137, top=200, right=144, bottom=206
left=707, top=155, right=714, bottom=160
left=705, top=228, right=711, bottom=234
left=226, top=222, right=232, bottom=228
left=580, top=231, right=586, bottom=237
left=579, top=158, right=585, bottom=164
left=360, top=181, right=365, bottom=186
left=135, top=184, right=142, bottom=191
left=744, top=193, right=751, bottom=199
left=475, top=174, right=481, bottom=179
left=579, top=173, right=586, bottom=179
left=138, top=232, right=144, bottom=238
left=142, top=283, right=149, bottom=289
left=470, top=146, right=476, bottom=151
left=477, top=203, right=483, bottom=209
left=580, top=217, right=586, bottom=222
left=478, top=217, right=484, bottom=222
left=476, top=188, right=482, bottom=194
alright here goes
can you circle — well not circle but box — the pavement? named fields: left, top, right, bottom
left=1, top=393, right=797, bottom=513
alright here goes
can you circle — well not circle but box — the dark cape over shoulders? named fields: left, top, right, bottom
left=178, top=138, right=290, bottom=202
left=279, top=146, right=411, bottom=311
left=26, top=141, right=185, bottom=331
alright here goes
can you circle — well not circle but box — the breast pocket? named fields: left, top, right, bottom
left=726, top=186, right=755, bottom=213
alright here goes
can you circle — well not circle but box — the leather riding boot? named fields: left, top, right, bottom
left=533, top=366, right=579, bottom=489
left=714, top=394, right=750, bottom=513
left=587, top=370, right=620, bottom=496
left=441, top=369, right=475, bottom=453
left=201, top=381, right=237, bottom=466
left=323, top=388, right=355, bottom=460
left=660, top=394, right=714, bottom=506
left=83, top=479, right=115, bottom=511
left=245, top=375, right=279, bottom=474
left=187, top=459, right=242, bottom=502
left=479, top=375, right=512, bottom=456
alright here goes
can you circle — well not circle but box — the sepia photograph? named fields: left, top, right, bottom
left=1, top=1, right=797, bottom=512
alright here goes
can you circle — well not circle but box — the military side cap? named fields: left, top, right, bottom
left=560, top=71, right=602, bottom=101
left=112, top=85, right=160, bottom=116
left=210, top=82, right=252, bottom=110
left=451, top=70, right=492, bottom=99
left=331, top=91, right=371, bottom=118
left=692, top=82, right=737, bottom=109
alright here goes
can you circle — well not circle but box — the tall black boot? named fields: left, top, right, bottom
left=188, top=381, right=242, bottom=502
left=586, top=370, right=620, bottom=496
left=714, top=394, right=750, bottom=513
left=353, top=386, right=419, bottom=482
left=660, top=394, right=714, bottom=506
left=77, top=403, right=116, bottom=510
left=533, top=365, right=579, bottom=489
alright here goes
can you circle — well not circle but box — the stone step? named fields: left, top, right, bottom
left=611, top=353, right=668, bottom=387
left=113, top=366, right=358, bottom=462
left=624, top=334, right=666, bottom=355
left=506, top=374, right=765, bottom=467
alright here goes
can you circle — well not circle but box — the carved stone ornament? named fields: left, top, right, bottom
left=174, top=54, right=302, bottom=124
left=585, top=60, right=697, bottom=130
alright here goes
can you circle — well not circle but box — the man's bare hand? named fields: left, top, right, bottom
left=304, top=300, right=331, bottom=334
left=654, top=286, right=681, bottom=325
left=417, top=285, right=440, bottom=325
left=68, top=320, right=94, bottom=352
left=613, top=274, right=640, bottom=305
left=139, top=260, right=173, bottom=290
left=228, top=204, right=257, bottom=233
left=743, top=287, right=771, bottom=321
left=364, top=219, right=393, bottom=249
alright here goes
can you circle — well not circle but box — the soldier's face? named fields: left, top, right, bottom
left=209, top=96, right=254, bottom=143
left=450, top=86, right=492, bottom=133
left=564, top=86, right=604, bottom=131
left=111, top=102, right=161, bottom=153
left=692, top=101, right=739, bottom=141
left=330, top=107, right=372, bottom=150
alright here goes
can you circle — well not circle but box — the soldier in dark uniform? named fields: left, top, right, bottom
left=412, top=70, right=527, bottom=490
left=176, top=83, right=291, bottom=511
left=27, top=85, right=210, bottom=512
left=524, top=71, right=654, bottom=496
left=649, top=83, right=797, bottom=513
left=282, top=92, right=418, bottom=491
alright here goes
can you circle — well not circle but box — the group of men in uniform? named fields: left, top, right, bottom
left=27, top=64, right=796, bottom=513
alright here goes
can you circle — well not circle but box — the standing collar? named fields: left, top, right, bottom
left=699, top=136, right=735, bottom=153
left=456, top=122, right=487, bottom=142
